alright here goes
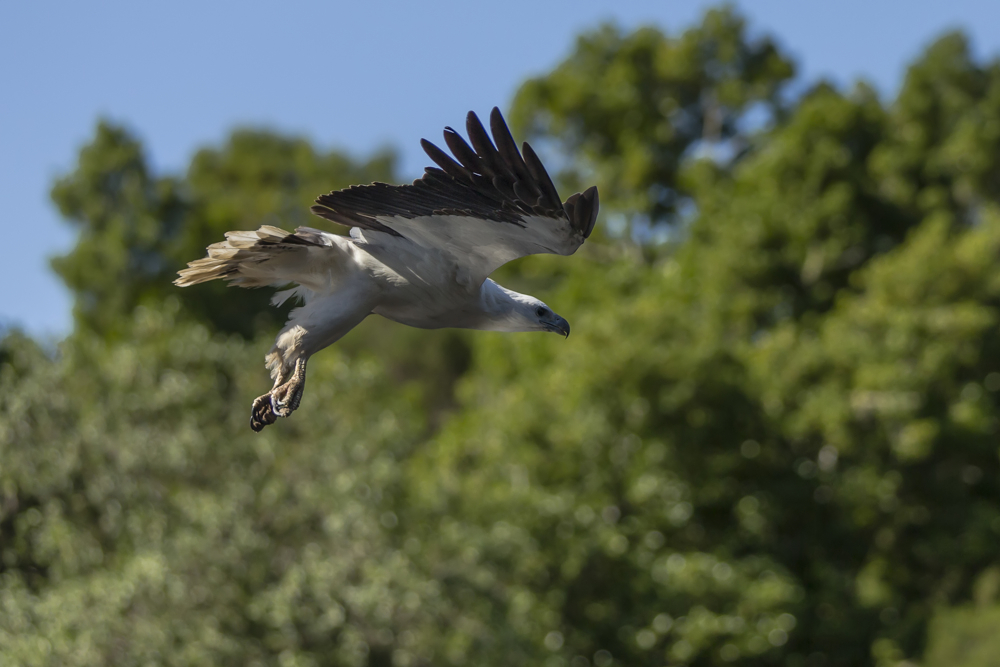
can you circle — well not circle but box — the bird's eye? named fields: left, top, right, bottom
left=536, top=307, right=548, bottom=317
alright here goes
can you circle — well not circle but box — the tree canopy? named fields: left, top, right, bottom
left=4, top=6, right=1000, bottom=666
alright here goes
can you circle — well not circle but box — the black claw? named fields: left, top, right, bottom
left=250, top=394, right=277, bottom=432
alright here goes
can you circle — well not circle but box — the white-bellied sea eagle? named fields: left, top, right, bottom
left=176, top=108, right=599, bottom=431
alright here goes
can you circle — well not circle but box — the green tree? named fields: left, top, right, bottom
left=0, top=304, right=446, bottom=666
left=399, top=25, right=1000, bottom=667
left=509, top=6, right=794, bottom=231
left=50, top=122, right=186, bottom=336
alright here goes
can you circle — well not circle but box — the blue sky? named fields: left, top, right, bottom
left=2, top=0, right=998, bottom=338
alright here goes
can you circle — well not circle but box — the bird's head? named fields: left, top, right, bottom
left=484, top=282, right=570, bottom=337
left=516, top=297, right=570, bottom=338
left=533, top=302, right=570, bottom=338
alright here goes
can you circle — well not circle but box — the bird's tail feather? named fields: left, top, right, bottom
left=174, top=225, right=334, bottom=289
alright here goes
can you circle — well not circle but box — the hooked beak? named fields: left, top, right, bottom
left=543, top=315, right=571, bottom=338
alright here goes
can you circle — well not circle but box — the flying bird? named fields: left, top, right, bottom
left=176, top=108, right=599, bottom=431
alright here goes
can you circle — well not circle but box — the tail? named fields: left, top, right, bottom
left=175, top=225, right=336, bottom=288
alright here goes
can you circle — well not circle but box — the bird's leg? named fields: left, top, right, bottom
left=271, top=357, right=308, bottom=417
left=250, top=357, right=308, bottom=432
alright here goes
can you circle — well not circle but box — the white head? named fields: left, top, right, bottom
left=480, top=281, right=570, bottom=336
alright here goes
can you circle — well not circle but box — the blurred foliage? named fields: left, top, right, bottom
left=923, top=603, right=1000, bottom=666
left=50, top=122, right=187, bottom=337
left=509, top=6, right=794, bottom=231
left=5, top=6, right=1000, bottom=667
left=0, top=305, right=440, bottom=666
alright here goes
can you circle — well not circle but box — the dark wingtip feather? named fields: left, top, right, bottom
left=489, top=108, right=521, bottom=164
left=489, top=108, right=539, bottom=200
left=466, top=111, right=491, bottom=148
left=467, top=110, right=510, bottom=183
left=520, top=141, right=562, bottom=209
left=489, top=108, right=515, bottom=150
left=443, top=126, right=483, bottom=174
left=568, top=188, right=596, bottom=239
left=582, top=186, right=599, bottom=238
left=563, top=187, right=600, bottom=239
left=421, top=138, right=469, bottom=181
left=563, top=192, right=579, bottom=228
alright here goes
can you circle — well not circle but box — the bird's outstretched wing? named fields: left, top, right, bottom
left=310, top=107, right=598, bottom=287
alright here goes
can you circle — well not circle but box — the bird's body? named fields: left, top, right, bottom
left=176, top=108, right=598, bottom=430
